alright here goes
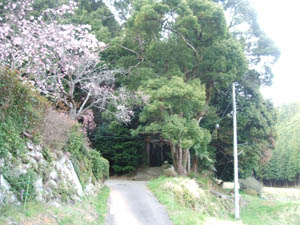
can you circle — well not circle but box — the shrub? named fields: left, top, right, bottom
left=0, top=68, right=49, bottom=158
left=64, top=125, right=109, bottom=185
left=244, top=189, right=258, bottom=196
left=71, top=156, right=92, bottom=189
left=4, top=170, right=37, bottom=202
left=240, top=177, right=263, bottom=195
left=89, top=149, right=109, bottom=180
left=0, top=117, right=26, bottom=157
left=64, top=126, right=86, bottom=158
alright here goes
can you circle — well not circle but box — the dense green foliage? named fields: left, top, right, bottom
left=93, top=122, right=144, bottom=175
left=136, top=76, right=212, bottom=174
left=32, top=0, right=120, bottom=42
left=260, top=103, right=300, bottom=185
left=0, top=68, right=48, bottom=158
left=65, top=126, right=109, bottom=184
left=3, top=170, right=37, bottom=202
left=212, top=93, right=277, bottom=180
left=206, top=0, right=279, bottom=180
left=94, top=0, right=279, bottom=177
left=104, top=0, right=250, bottom=175
left=89, top=149, right=109, bottom=180
left=70, top=0, right=121, bottom=41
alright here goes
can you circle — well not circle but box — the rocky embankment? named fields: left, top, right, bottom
left=0, top=141, right=104, bottom=206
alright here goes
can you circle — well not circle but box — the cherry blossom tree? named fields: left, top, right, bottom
left=0, top=0, right=133, bottom=122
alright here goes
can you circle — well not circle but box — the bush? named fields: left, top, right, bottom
left=240, top=177, right=263, bottom=195
left=71, top=156, right=93, bottom=188
left=64, top=125, right=109, bottom=185
left=0, top=68, right=49, bottom=157
left=89, top=149, right=109, bottom=180
left=4, top=170, right=37, bottom=202
left=64, top=126, right=87, bottom=159
left=0, top=117, right=26, bottom=157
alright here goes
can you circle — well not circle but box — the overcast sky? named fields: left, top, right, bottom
left=250, top=0, right=300, bottom=106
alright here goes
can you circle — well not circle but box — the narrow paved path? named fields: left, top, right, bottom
left=105, top=179, right=173, bottom=225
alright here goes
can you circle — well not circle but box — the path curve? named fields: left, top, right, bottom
left=105, top=179, right=173, bottom=225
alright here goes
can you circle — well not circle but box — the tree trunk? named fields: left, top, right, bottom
left=191, top=156, right=199, bottom=173
left=182, top=149, right=188, bottom=170
left=170, top=142, right=190, bottom=175
left=187, top=150, right=191, bottom=174
left=69, top=105, right=77, bottom=120
left=170, top=142, right=178, bottom=171
left=178, top=145, right=183, bottom=175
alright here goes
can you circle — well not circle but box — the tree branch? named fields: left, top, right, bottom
left=166, top=27, right=202, bottom=63
left=119, top=43, right=144, bottom=74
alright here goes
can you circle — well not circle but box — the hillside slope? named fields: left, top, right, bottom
left=0, top=68, right=108, bottom=206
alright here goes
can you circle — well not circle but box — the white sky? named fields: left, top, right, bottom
left=250, top=0, right=300, bottom=106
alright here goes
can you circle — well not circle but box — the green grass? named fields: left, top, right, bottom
left=0, top=186, right=110, bottom=225
left=241, top=194, right=300, bottom=225
left=148, top=176, right=300, bottom=225
left=148, top=177, right=205, bottom=225
left=93, top=186, right=110, bottom=224
left=148, top=176, right=237, bottom=225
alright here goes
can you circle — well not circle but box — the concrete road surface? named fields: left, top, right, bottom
left=105, top=179, right=173, bottom=225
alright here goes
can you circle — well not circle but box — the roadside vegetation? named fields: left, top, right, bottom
left=0, top=186, right=110, bottom=225
left=148, top=176, right=237, bottom=225
left=148, top=176, right=300, bottom=225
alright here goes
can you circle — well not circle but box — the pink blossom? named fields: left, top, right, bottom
left=0, top=0, right=134, bottom=123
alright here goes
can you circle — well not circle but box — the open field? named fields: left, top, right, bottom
left=223, top=182, right=300, bottom=200
left=262, top=187, right=300, bottom=200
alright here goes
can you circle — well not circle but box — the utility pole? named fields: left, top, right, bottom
left=232, top=82, right=240, bottom=219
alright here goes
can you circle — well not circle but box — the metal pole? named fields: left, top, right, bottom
left=232, top=83, right=240, bottom=219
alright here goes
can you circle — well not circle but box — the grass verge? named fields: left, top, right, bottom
left=149, top=176, right=300, bottom=225
left=148, top=176, right=238, bottom=225
left=0, top=186, right=110, bottom=225
left=148, top=178, right=204, bottom=225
